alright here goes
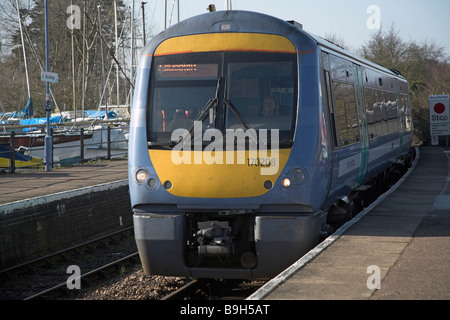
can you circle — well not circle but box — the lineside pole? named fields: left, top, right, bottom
left=44, top=0, right=52, bottom=171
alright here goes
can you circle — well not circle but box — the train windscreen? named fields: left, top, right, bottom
left=147, top=51, right=297, bottom=147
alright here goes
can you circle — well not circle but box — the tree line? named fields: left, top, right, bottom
left=359, top=25, right=450, bottom=145
left=0, top=0, right=133, bottom=118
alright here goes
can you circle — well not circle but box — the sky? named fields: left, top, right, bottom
left=136, top=0, right=450, bottom=57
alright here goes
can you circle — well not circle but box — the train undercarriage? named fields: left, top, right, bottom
left=134, top=207, right=326, bottom=279
left=326, top=150, right=414, bottom=229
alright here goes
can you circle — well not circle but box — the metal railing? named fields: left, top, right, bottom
left=0, top=121, right=129, bottom=174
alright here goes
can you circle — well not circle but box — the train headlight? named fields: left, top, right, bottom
left=291, top=168, right=306, bottom=184
left=136, top=169, right=149, bottom=183
left=281, top=178, right=291, bottom=188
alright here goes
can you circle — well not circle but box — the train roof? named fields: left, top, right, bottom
left=298, top=26, right=406, bottom=80
left=145, top=10, right=405, bottom=80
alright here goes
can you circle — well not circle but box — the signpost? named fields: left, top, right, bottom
left=429, top=94, right=450, bottom=145
left=44, top=0, right=52, bottom=171
left=41, top=71, right=59, bottom=83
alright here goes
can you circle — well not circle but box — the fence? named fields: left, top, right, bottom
left=0, top=123, right=129, bottom=174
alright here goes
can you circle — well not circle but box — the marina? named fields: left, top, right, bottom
left=0, top=117, right=129, bottom=171
left=0, top=0, right=135, bottom=172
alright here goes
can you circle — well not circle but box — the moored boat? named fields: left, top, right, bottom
left=0, top=144, right=42, bottom=168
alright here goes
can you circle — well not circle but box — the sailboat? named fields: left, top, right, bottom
left=0, top=0, right=42, bottom=168
left=7, top=0, right=34, bottom=122
left=1, top=1, right=134, bottom=168
left=0, top=1, right=82, bottom=166
left=0, top=144, right=42, bottom=169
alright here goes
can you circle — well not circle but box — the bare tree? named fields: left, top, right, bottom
left=0, top=0, right=130, bottom=117
left=324, top=33, right=351, bottom=51
left=359, top=24, right=450, bottom=144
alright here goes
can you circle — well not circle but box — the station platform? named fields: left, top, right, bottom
left=249, top=146, right=450, bottom=300
left=0, top=159, right=130, bottom=270
left=0, top=159, right=128, bottom=205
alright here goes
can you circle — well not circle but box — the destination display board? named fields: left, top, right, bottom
left=156, top=63, right=218, bottom=81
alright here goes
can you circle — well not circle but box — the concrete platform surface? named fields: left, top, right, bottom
left=249, top=147, right=450, bottom=300
left=0, top=159, right=128, bottom=205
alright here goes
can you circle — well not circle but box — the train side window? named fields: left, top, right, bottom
left=371, top=91, right=382, bottom=137
left=330, top=55, right=352, bottom=83
left=378, top=91, right=389, bottom=135
left=400, top=94, right=413, bottom=131
left=324, top=70, right=338, bottom=148
left=386, top=91, right=399, bottom=133
left=364, top=87, right=376, bottom=139
left=333, top=81, right=358, bottom=146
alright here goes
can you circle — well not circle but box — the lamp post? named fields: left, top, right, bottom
left=44, top=0, right=52, bottom=171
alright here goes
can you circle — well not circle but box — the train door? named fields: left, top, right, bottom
left=321, top=51, right=338, bottom=199
left=353, top=64, right=369, bottom=186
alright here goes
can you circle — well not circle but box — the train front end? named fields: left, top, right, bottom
left=129, top=11, right=330, bottom=279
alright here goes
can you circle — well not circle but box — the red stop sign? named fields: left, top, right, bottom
left=434, top=103, right=446, bottom=114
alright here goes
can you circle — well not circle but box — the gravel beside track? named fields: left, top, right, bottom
left=72, top=264, right=189, bottom=300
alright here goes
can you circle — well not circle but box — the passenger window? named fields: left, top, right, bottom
left=324, top=70, right=338, bottom=148
left=375, top=91, right=388, bottom=135
left=333, top=82, right=358, bottom=146
left=364, top=88, right=376, bottom=139
left=386, top=92, right=399, bottom=133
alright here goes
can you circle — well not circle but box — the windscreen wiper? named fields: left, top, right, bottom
left=223, top=99, right=258, bottom=145
left=170, top=77, right=223, bottom=147
left=168, top=97, right=216, bottom=147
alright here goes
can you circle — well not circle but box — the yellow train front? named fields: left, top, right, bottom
left=129, top=11, right=332, bottom=279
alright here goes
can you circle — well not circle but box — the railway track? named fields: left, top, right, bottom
left=26, top=252, right=140, bottom=300
left=162, top=278, right=266, bottom=300
left=0, top=227, right=139, bottom=300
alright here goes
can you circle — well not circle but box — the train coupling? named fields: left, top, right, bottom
left=196, top=221, right=233, bottom=256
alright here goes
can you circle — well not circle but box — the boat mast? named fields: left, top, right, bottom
left=97, top=5, right=107, bottom=119
left=166, top=0, right=180, bottom=27
left=130, top=0, right=135, bottom=107
left=225, top=0, right=232, bottom=10
left=71, top=0, right=76, bottom=122
left=82, top=0, right=86, bottom=117
left=44, top=0, right=52, bottom=171
left=15, top=0, right=32, bottom=116
left=115, top=0, right=120, bottom=108
left=141, top=1, right=147, bottom=46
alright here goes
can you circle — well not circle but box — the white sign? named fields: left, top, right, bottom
left=41, top=71, right=59, bottom=83
left=431, top=136, right=439, bottom=146
left=429, top=95, right=450, bottom=136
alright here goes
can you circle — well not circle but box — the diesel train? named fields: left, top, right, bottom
left=128, top=10, right=413, bottom=279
